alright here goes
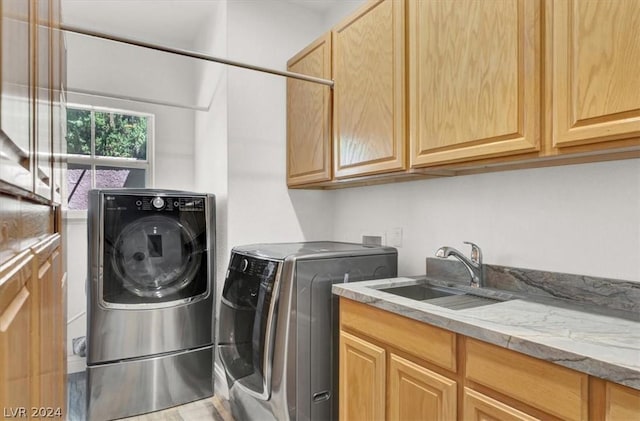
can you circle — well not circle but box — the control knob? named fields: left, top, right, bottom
left=151, top=197, right=165, bottom=209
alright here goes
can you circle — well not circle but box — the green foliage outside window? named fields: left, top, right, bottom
left=66, top=108, right=148, bottom=159
left=66, top=108, right=91, bottom=155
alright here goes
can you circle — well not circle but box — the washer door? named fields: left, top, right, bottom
left=101, top=203, right=208, bottom=307
left=113, top=216, right=201, bottom=298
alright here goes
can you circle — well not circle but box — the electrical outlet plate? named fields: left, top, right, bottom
left=361, top=232, right=386, bottom=246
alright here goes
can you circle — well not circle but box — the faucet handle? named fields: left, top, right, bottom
left=463, top=241, right=482, bottom=265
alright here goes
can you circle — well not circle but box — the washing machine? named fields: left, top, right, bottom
left=218, top=242, right=397, bottom=421
left=86, top=189, right=215, bottom=420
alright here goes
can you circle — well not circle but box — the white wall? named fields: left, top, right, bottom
left=193, top=1, right=229, bottom=317
left=190, top=0, right=339, bottom=396
left=65, top=218, right=89, bottom=373
left=226, top=0, right=335, bottom=250
left=322, top=0, right=365, bottom=28
left=65, top=26, right=202, bottom=108
left=332, top=159, right=640, bottom=282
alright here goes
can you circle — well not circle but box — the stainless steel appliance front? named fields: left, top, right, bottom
left=218, top=242, right=397, bottom=421
left=86, top=189, right=215, bottom=420
left=86, top=346, right=213, bottom=420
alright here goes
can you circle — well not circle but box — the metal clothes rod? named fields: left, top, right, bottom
left=60, top=24, right=335, bottom=88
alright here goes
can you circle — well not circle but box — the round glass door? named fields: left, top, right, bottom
left=112, top=215, right=201, bottom=298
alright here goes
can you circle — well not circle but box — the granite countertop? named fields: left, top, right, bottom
left=332, top=276, right=640, bottom=391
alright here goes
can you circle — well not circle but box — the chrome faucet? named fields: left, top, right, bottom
left=435, top=242, right=484, bottom=288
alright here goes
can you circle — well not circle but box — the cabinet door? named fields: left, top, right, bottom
left=34, top=0, right=53, bottom=200
left=0, top=0, right=33, bottom=192
left=339, top=331, right=385, bottom=421
left=466, top=338, right=588, bottom=421
left=552, top=0, right=640, bottom=149
left=333, top=0, right=405, bottom=178
left=32, top=234, right=65, bottom=413
left=463, top=388, right=540, bottom=421
left=605, top=382, right=640, bottom=421
left=409, top=0, right=540, bottom=167
left=287, top=33, right=332, bottom=186
left=50, top=0, right=63, bottom=204
left=0, top=252, right=34, bottom=411
left=389, top=353, right=456, bottom=421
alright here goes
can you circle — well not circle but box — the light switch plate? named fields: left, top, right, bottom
left=389, top=227, right=403, bottom=247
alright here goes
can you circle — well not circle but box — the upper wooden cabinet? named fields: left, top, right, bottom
left=551, top=0, right=640, bottom=150
left=50, top=0, right=64, bottom=204
left=408, top=0, right=540, bottom=167
left=286, top=0, right=639, bottom=189
left=0, top=0, right=33, bottom=192
left=287, top=34, right=332, bottom=187
left=332, top=0, right=405, bottom=178
left=1, top=0, right=64, bottom=202
left=35, top=0, right=53, bottom=201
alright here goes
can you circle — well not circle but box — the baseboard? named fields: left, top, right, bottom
left=67, top=355, right=86, bottom=374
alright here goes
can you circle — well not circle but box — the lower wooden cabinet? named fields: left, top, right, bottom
left=463, top=388, right=540, bottom=421
left=604, top=381, right=640, bottom=421
left=389, top=354, right=456, bottom=421
left=0, top=251, right=34, bottom=411
left=32, top=235, right=66, bottom=411
left=339, top=331, right=385, bottom=421
left=0, top=234, right=66, bottom=417
left=465, top=338, right=588, bottom=421
left=339, top=298, right=458, bottom=421
left=339, top=330, right=457, bottom=421
left=338, top=297, right=637, bottom=421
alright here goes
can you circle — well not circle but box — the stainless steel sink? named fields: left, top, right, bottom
left=378, top=284, right=463, bottom=300
left=424, top=294, right=505, bottom=310
left=378, top=283, right=509, bottom=310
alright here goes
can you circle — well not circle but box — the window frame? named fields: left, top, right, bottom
left=64, top=103, right=155, bottom=217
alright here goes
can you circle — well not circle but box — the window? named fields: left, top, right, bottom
left=65, top=105, right=153, bottom=211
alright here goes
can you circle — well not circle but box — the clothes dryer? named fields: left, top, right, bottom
left=86, top=189, right=215, bottom=420
left=219, top=242, right=397, bottom=421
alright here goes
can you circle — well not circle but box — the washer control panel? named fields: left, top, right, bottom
left=151, top=197, right=165, bottom=209
left=105, top=194, right=206, bottom=212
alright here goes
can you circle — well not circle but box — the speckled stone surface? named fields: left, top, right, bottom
left=332, top=277, right=640, bottom=390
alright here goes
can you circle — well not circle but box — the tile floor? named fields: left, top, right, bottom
left=67, top=371, right=234, bottom=421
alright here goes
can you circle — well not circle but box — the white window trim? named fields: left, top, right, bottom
left=64, top=103, right=155, bottom=219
